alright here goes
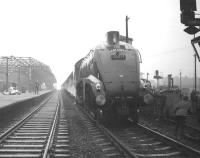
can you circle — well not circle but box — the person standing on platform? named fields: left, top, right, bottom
left=174, top=95, right=192, bottom=140
left=35, top=80, right=40, bottom=95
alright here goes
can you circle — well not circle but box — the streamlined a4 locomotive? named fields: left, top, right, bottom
left=62, top=31, right=142, bottom=123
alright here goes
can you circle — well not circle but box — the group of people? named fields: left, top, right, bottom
left=142, top=87, right=195, bottom=140
left=147, top=89, right=193, bottom=140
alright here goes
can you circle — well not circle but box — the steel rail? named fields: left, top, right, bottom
left=99, top=124, right=138, bottom=158
left=165, top=117, right=200, bottom=136
left=77, top=104, right=137, bottom=158
left=137, top=123, right=200, bottom=157
left=42, top=93, right=60, bottom=158
left=0, top=95, right=52, bottom=143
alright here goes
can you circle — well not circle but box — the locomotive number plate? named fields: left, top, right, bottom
left=111, top=54, right=126, bottom=60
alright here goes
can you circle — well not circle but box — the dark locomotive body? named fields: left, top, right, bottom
left=62, top=31, right=142, bottom=123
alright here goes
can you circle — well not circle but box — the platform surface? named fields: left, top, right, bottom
left=0, top=90, right=50, bottom=109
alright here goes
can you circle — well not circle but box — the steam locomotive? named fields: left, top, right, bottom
left=62, top=31, right=142, bottom=123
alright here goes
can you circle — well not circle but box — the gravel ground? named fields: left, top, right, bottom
left=62, top=92, right=106, bottom=158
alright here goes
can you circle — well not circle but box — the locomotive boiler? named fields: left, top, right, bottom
left=62, top=31, right=142, bottom=123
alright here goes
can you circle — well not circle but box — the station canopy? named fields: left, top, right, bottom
left=0, top=56, right=56, bottom=88
left=0, top=56, right=49, bottom=71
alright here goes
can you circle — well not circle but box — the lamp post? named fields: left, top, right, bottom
left=199, top=78, right=200, bottom=91
left=2, top=56, right=14, bottom=91
left=18, top=65, right=21, bottom=90
left=29, top=66, right=32, bottom=92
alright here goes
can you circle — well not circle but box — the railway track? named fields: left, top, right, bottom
left=167, top=117, right=200, bottom=141
left=76, top=102, right=200, bottom=157
left=140, top=112, right=200, bottom=151
left=79, top=113, right=129, bottom=157
left=10, top=90, right=196, bottom=158
left=0, top=94, right=52, bottom=136
left=75, top=104, right=136, bottom=157
left=60, top=91, right=134, bottom=157
left=107, top=121, right=200, bottom=158
left=0, top=92, right=70, bottom=158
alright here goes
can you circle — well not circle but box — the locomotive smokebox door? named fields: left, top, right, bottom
left=106, top=31, right=119, bottom=45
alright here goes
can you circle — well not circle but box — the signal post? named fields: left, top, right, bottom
left=180, top=0, right=200, bottom=93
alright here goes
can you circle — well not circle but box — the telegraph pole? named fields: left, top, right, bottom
left=180, top=70, right=182, bottom=92
left=6, top=57, right=8, bottom=91
left=194, top=54, right=197, bottom=92
left=125, top=15, right=129, bottom=43
left=29, top=66, right=32, bottom=92
left=154, top=70, right=162, bottom=89
left=2, top=56, right=10, bottom=91
left=18, top=65, right=21, bottom=90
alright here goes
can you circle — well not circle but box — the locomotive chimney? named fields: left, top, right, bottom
left=106, top=31, right=119, bottom=45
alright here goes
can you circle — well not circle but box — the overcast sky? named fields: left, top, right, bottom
left=0, top=0, right=200, bottom=88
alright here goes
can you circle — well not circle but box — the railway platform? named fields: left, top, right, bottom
left=0, top=90, right=51, bottom=109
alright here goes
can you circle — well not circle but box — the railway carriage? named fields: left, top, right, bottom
left=62, top=31, right=142, bottom=123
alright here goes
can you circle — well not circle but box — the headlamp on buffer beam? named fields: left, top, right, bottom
left=96, top=94, right=106, bottom=106
left=96, top=83, right=101, bottom=91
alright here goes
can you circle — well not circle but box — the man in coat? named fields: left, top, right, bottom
left=174, top=95, right=192, bottom=140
